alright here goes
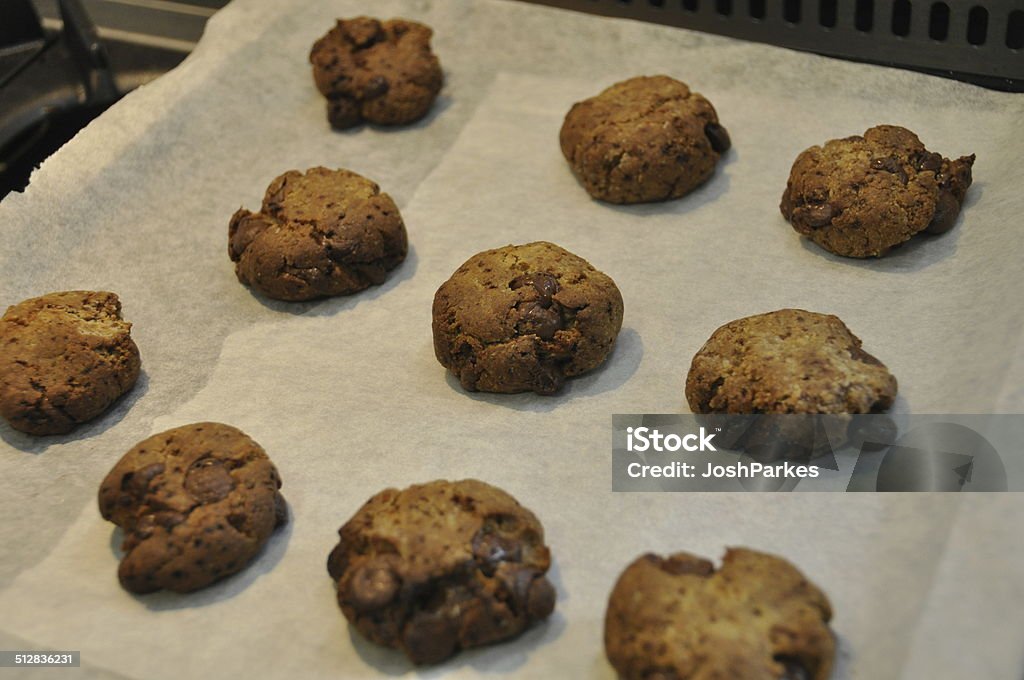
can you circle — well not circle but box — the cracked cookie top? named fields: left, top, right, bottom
left=780, top=124, right=975, bottom=257
left=309, top=16, right=443, bottom=129
left=0, top=291, right=140, bottom=435
left=685, top=309, right=897, bottom=414
left=559, top=75, right=730, bottom=204
left=228, top=166, right=408, bottom=301
left=605, top=548, right=835, bottom=680
left=432, top=241, right=624, bottom=395
left=98, top=422, right=287, bottom=594
left=327, top=479, right=556, bottom=665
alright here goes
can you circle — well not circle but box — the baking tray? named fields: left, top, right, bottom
left=0, top=0, right=1022, bottom=678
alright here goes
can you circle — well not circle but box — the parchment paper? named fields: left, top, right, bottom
left=1, top=0, right=1023, bottom=678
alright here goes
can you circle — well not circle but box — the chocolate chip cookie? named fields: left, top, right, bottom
left=309, top=17, right=443, bottom=129
left=327, top=479, right=556, bottom=665
left=98, top=422, right=287, bottom=594
left=0, top=291, right=140, bottom=435
left=432, top=241, right=624, bottom=395
left=559, top=75, right=730, bottom=204
left=229, top=167, right=408, bottom=301
left=780, top=125, right=975, bottom=257
left=686, top=309, right=896, bottom=414
left=605, top=548, right=834, bottom=680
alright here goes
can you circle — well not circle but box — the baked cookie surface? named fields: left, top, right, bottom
left=309, top=16, right=443, bottom=129
left=604, top=548, right=834, bottom=680
left=432, top=241, right=623, bottom=395
left=686, top=309, right=896, bottom=414
left=559, top=75, right=730, bottom=204
left=780, top=124, right=975, bottom=257
left=98, top=422, right=287, bottom=594
left=229, top=167, right=408, bottom=301
left=327, top=479, right=556, bottom=665
left=0, top=291, right=140, bottom=435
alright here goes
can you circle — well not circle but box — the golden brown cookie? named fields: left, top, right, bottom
left=0, top=291, right=140, bottom=435
left=309, top=17, right=443, bottom=129
left=559, top=75, right=730, bottom=204
left=604, top=548, right=835, bottom=680
left=432, top=241, right=624, bottom=395
left=327, top=479, right=556, bottom=665
left=98, top=422, right=287, bottom=594
left=780, top=125, right=975, bottom=257
left=229, top=167, right=408, bottom=301
left=686, top=309, right=896, bottom=414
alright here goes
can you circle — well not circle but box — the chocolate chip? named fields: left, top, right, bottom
left=507, top=568, right=556, bottom=620
left=348, top=563, right=399, bottom=611
left=458, top=598, right=508, bottom=647
left=274, top=493, right=288, bottom=527
left=226, top=512, right=247, bottom=533
left=326, top=543, right=348, bottom=580
left=153, top=511, right=186, bottom=530
left=402, top=612, right=458, bottom=665
left=364, top=75, right=389, bottom=98
left=800, top=203, right=833, bottom=228
left=124, top=462, right=164, bottom=495
left=871, top=156, right=908, bottom=184
left=327, top=95, right=360, bottom=129
left=533, top=363, right=565, bottom=395
left=472, top=531, right=522, bottom=574
left=925, top=190, right=960, bottom=235
left=915, top=151, right=943, bottom=173
left=526, top=576, right=556, bottom=620
left=871, top=156, right=893, bottom=171
left=777, top=657, right=811, bottom=680
left=510, top=273, right=559, bottom=306
left=699, top=376, right=725, bottom=412
left=516, top=302, right=563, bottom=340
left=228, top=212, right=273, bottom=261
left=184, top=458, right=235, bottom=505
left=704, top=122, right=731, bottom=153
left=512, top=274, right=564, bottom=340
left=645, top=672, right=680, bottom=680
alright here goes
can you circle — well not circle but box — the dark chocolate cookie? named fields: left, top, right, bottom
left=98, top=422, right=287, bottom=594
left=309, top=16, right=443, bottom=129
left=229, top=166, right=408, bottom=301
left=605, top=548, right=834, bottom=680
left=327, top=479, right=556, bottom=665
left=686, top=309, right=896, bottom=414
left=559, top=75, right=730, bottom=204
left=0, top=291, right=140, bottom=435
left=432, top=241, right=624, bottom=395
left=780, top=124, right=975, bottom=257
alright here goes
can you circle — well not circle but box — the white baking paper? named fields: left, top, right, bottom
left=1, top=0, right=1022, bottom=678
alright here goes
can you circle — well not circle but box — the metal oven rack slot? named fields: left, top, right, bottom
left=518, top=0, right=1024, bottom=90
